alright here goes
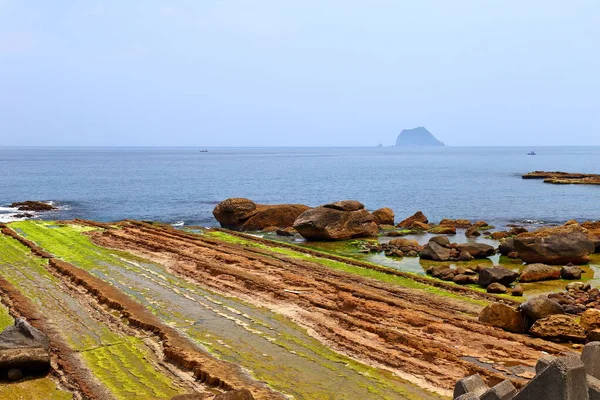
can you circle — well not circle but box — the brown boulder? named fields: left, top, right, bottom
left=486, top=282, right=507, bottom=294
left=388, top=238, right=419, bottom=248
left=511, top=285, right=524, bottom=297
left=372, top=208, right=395, bottom=225
left=479, top=303, right=527, bottom=333
left=465, top=225, right=481, bottom=237
left=519, top=264, right=561, bottom=283
left=456, top=243, right=495, bottom=259
left=491, top=231, right=510, bottom=240
left=214, top=389, right=255, bottom=400
left=420, top=241, right=451, bottom=262
left=514, top=225, right=595, bottom=265
left=520, top=296, right=565, bottom=322
left=529, top=314, right=587, bottom=342
left=293, top=205, right=378, bottom=240
left=498, top=237, right=516, bottom=256
left=478, top=266, right=519, bottom=287
left=323, top=200, right=365, bottom=212
left=561, top=265, right=582, bottom=280
left=428, top=226, right=457, bottom=235
left=439, top=219, right=472, bottom=229
left=213, top=198, right=309, bottom=231
left=397, top=211, right=428, bottom=229
left=580, top=309, right=600, bottom=331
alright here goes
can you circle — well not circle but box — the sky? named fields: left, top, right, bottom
left=0, top=1, right=598, bottom=147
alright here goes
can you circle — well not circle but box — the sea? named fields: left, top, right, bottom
left=1, top=146, right=599, bottom=228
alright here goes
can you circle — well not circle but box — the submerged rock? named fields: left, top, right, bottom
left=293, top=201, right=378, bottom=240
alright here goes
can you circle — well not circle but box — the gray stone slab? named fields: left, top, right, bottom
left=582, top=342, right=600, bottom=379
left=588, top=375, right=600, bottom=400
left=454, top=374, right=488, bottom=398
left=535, top=354, right=557, bottom=375
left=514, top=356, right=588, bottom=400
left=480, top=379, right=517, bottom=400
left=456, top=394, right=480, bottom=400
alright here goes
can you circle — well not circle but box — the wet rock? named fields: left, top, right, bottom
left=293, top=203, right=378, bottom=240
left=465, top=225, right=481, bottom=238
left=566, top=282, right=588, bottom=292
left=510, top=285, right=524, bottom=297
left=519, top=264, right=561, bottom=283
left=491, top=231, right=510, bottom=240
left=388, top=238, right=419, bottom=248
left=397, top=211, right=428, bottom=229
left=428, top=225, right=457, bottom=235
left=514, top=225, right=595, bottom=265
left=509, top=227, right=528, bottom=235
left=486, top=282, right=507, bottom=294
left=430, top=235, right=451, bottom=247
left=478, top=266, right=519, bottom=287
left=214, top=389, right=255, bottom=400
left=479, top=303, right=527, bottom=333
left=520, top=296, right=565, bottom=322
left=0, top=318, right=50, bottom=376
left=561, top=265, right=583, bottom=280
left=458, top=250, right=474, bottom=261
left=276, top=227, right=297, bottom=237
left=507, top=251, right=520, bottom=259
left=372, top=208, right=395, bottom=225
left=456, top=243, right=495, bottom=259
left=262, top=226, right=278, bottom=233
left=498, top=238, right=516, bottom=256
left=10, top=201, right=56, bottom=212
left=213, top=198, right=309, bottom=231
left=439, top=219, right=472, bottom=229
left=453, top=274, right=472, bottom=285
left=529, top=314, right=587, bottom=342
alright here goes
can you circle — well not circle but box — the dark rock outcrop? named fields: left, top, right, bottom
left=395, top=127, right=444, bottom=147
left=514, top=225, right=595, bottom=265
left=293, top=201, right=378, bottom=240
left=213, top=198, right=309, bottom=231
left=10, top=201, right=56, bottom=212
left=0, top=318, right=50, bottom=378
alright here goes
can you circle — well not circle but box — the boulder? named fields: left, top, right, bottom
left=0, top=318, right=50, bottom=377
left=293, top=204, right=378, bottom=240
left=453, top=274, right=473, bottom=284
left=491, top=231, right=510, bottom=240
left=486, top=282, right=507, bottom=294
left=397, top=211, right=428, bottom=229
left=372, top=208, right=395, bottom=225
left=323, top=200, right=364, bottom=212
left=561, top=265, right=583, bottom=280
left=420, top=241, right=451, bottom=262
left=213, top=389, right=255, bottom=400
left=456, top=243, right=495, bottom=259
left=388, top=238, right=419, bottom=248
left=529, top=314, right=587, bottom=342
left=465, top=225, right=481, bottom=238
left=581, top=309, right=600, bottom=331
left=514, top=225, right=595, bottom=265
left=479, top=303, right=527, bottom=333
left=511, top=285, right=524, bottom=297
left=439, top=219, right=472, bottom=229
left=430, top=236, right=451, bottom=247
left=213, top=198, right=309, bottom=231
left=458, top=250, right=474, bottom=261
left=520, top=296, right=565, bottom=322
left=519, top=264, right=561, bottom=283
left=428, top=226, right=457, bottom=235
left=478, top=267, right=519, bottom=287
left=498, top=238, right=516, bottom=256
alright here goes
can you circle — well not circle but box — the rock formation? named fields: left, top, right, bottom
left=0, top=318, right=50, bottom=380
left=212, top=198, right=309, bottom=231
left=395, top=127, right=444, bottom=147
left=293, top=200, right=379, bottom=240
left=371, top=207, right=395, bottom=225
left=10, top=201, right=56, bottom=212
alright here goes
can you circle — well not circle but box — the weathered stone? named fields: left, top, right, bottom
left=465, top=225, right=482, bottom=238
left=513, top=356, right=588, bottom=400
left=582, top=342, right=600, bottom=379
left=428, top=226, right=457, bottom=235
left=323, top=200, right=365, bottom=212
left=588, top=375, right=600, bottom=400
left=529, top=314, right=586, bottom=341
left=519, top=264, right=561, bottom=283
left=480, top=379, right=517, bottom=400
left=491, top=231, right=511, bottom=240
left=453, top=374, right=488, bottom=398
left=511, top=285, right=524, bottom=297
left=0, top=318, right=50, bottom=376
left=372, top=208, right=395, bottom=225
left=456, top=243, right=495, bottom=259
left=458, top=250, right=474, bottom=261
left=499, top=238, right=516, bottom=256
left=213, top=198, right=309, bottom=230
left=535, top=354, right=557, bottom=374
left=561, top=265, right=583, bottom=280
left=520, top=296, right=565, bottom=322
left=479, top=303, right=527, bottom=333
left=293, top=205, right=378, bottom=240
left=581, top=310, right=600, bottom=331
left=397, top=211, right=428, bottom=229
left=214, top=389, right=255, bottom=400
left=478, top=267, right=519, bottom=287
left=514, top=225, right=595, bottom=265
left=487, top=282, right=507, bottom=294
left=420, top=241, right=451, bottom=262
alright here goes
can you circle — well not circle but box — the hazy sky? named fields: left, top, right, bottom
left=0, top=1, right=598, bottom=146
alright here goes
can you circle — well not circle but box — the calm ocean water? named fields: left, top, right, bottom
left=1, top=146, right=599, bottom=227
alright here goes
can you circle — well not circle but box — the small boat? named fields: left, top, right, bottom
left=171, top=221, right=185, bottom=227
left=527, top=151, right=536, bottom=156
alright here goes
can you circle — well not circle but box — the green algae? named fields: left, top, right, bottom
left=0, top=377, right=72, bottom=400
left=0, top=301, right=13, bottom=331
left=0, top=232, right=184, bottom=400
left=206, top=231, right=489, bottom=307
left=10, top=221, right=445, bottom=399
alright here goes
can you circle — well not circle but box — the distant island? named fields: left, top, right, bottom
left=395, top=127, right=444, bottom=147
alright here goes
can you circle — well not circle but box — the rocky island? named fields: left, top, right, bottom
left=396, top=127, right=445, bottom=147
left=523, top=171, right=600, bottom=185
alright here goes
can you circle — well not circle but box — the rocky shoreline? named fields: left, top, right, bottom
left=523, top=171, right=600, bottom=185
